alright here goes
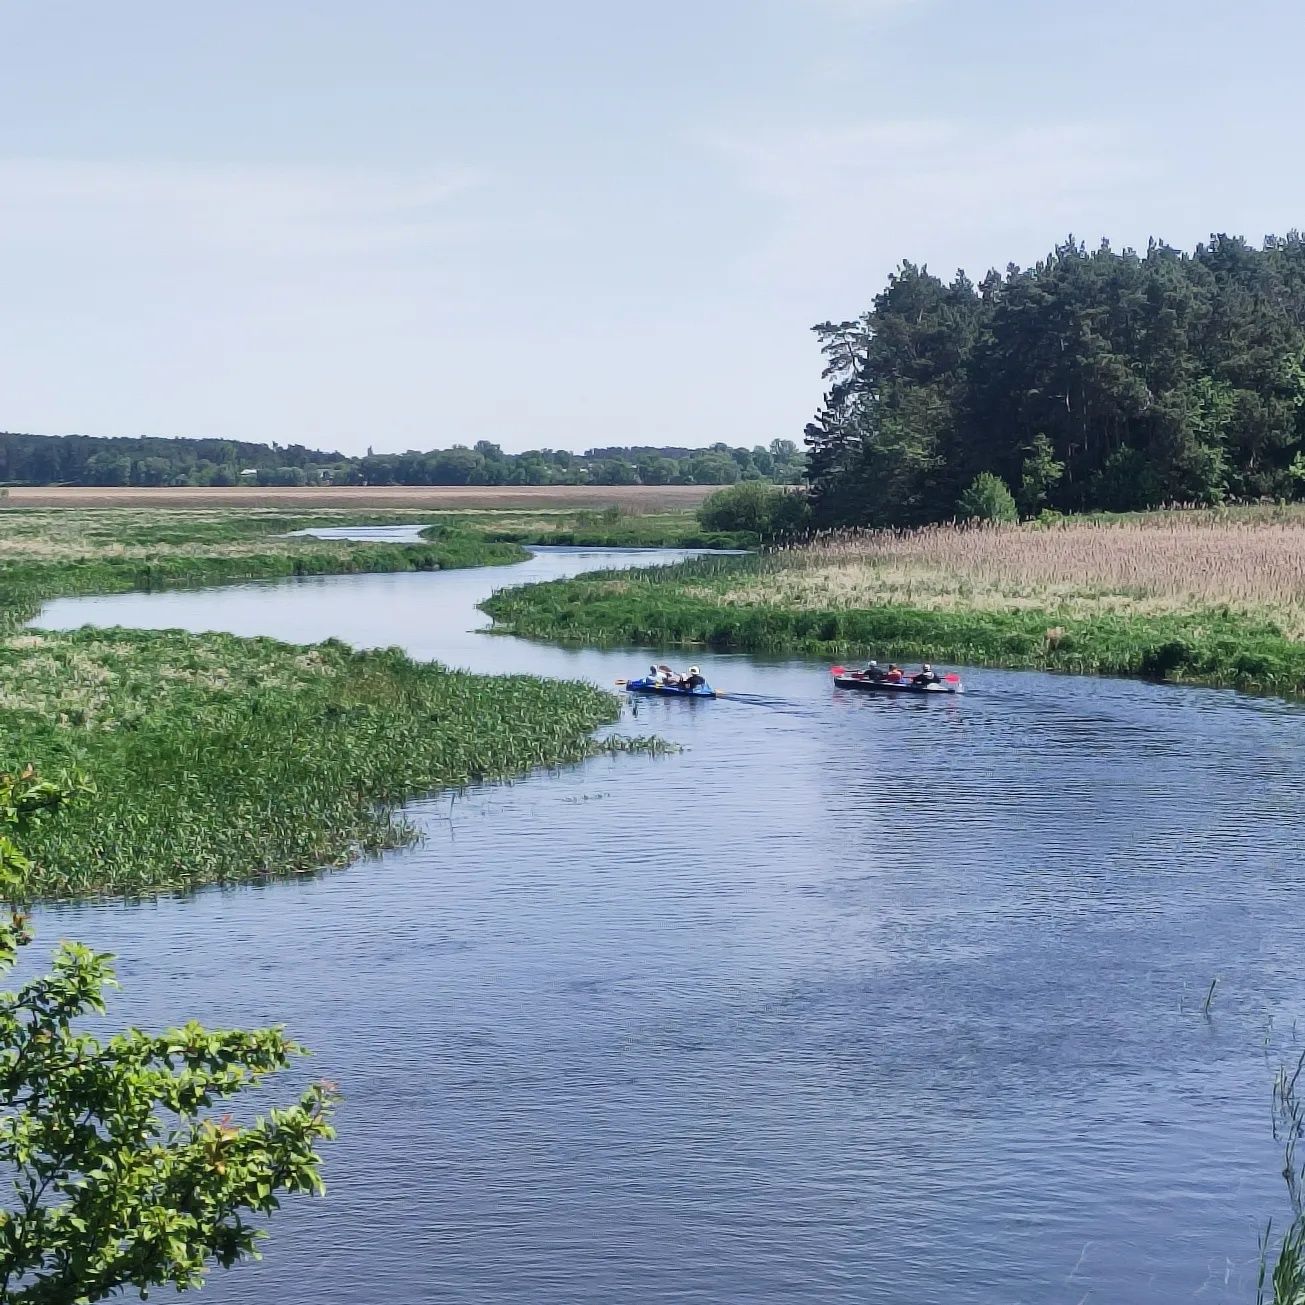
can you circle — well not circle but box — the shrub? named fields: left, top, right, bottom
left=957, top=473, right=1018, bottom=523
left=698, top=482, right=809, bottom=540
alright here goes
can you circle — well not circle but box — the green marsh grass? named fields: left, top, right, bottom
left=0, top=629, right=659, bottom=898
left=0, top=508, right=525, bottom=623
left=0, top=507, right=671, bottom=898
left=420, top=506, right=756, bottom=551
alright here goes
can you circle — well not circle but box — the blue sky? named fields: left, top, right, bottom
left=3, top=0, right=1304, bottom=455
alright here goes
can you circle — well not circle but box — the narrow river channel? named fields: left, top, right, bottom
left=34, top=536, right=1305, bottom=1304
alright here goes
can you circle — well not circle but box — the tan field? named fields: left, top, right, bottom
left=702, top=519, right=1305, bottom=636
left=0, top=484, right=715, bottom=511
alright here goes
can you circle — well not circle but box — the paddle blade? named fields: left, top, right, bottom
left=944, top=673, right=960, bottom=683
left=830, top=665, right=845, bottom=676
left=614, top=679, right=627, bottom=685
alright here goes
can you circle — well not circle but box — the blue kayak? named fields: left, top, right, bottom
left=626, top=676, right=716, bottom=699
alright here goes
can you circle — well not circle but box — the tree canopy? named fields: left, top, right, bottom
left=804, top=234, right=1305, bottom=526
left=0, top=433, right=805, bottom=490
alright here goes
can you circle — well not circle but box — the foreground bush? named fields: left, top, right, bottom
left=0, top=770, right=336, bottom=1300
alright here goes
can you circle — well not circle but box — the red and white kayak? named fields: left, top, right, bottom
left=830, top=666, right=963, bottom=694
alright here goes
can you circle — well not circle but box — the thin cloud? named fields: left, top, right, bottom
left=0, top=158, right=489, bottom=262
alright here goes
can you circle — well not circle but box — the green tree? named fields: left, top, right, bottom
left=589, top=458, right=639, bottom=486
left=698, top=482, right=809, bottom=539
left=0, top=769, right=336, bottom=1302
left=635, top=456, right=677, bottom=485
left=957, top=472, right=1018, bottom=523
left=686, top=454, right=740, bottom=485
left=83, top=453, right=132, bottom=487
left=1017, top=434, right=1065, bottom=515
left=803, top=232, right=1305, bottom=521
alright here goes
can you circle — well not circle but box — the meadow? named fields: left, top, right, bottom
left=482, top=516, right=1305, bottom=695
left=0, top=507, right=529, bottom=625
left=0, top=507, right=662, bottom=898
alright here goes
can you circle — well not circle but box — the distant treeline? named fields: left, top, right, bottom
left=0, top=432, right=805, bottom=489
left=805, top=233, right=1305, bottom=526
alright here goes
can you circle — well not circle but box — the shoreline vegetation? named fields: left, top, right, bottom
left=0, top=507, right=666, bottom=900
left=0, top=508, right=529, bottom=627
left=420, top=507, right=757, bottom=551
left=4, top=630, right=653, bottom=898
left=483, top=515, right=1305, bottom=697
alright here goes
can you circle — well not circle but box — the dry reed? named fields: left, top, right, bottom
left=732, top=520, right=1305, bottom=635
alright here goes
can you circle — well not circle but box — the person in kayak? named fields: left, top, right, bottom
left=884, top=664, right=904, bottom=682
left=863, top=659, right=886, bottom=681
left=912, top=664, right=941, bottom=686
left=646, top=664, right=664, bottom=685
left=683, top=665, right=706, bottom=692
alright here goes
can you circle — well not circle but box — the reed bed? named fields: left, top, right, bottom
left=760, top=520, right=1305, bottom=633
left=483, top=517, right=1305, bottom=695
left=1, top=629, right=653, bottom=898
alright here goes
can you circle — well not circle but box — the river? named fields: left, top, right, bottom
left=34, top=537, right=1305, bottom=1304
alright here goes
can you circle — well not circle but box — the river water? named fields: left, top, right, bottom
left=33, top=539, right=1305, bottom=1304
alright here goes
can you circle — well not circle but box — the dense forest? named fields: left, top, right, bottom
left=0, top=433, right=804, bottom=489
left=804, top=233, right=1305, bottom=526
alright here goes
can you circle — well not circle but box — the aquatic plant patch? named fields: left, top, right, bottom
left=0, top=628, right=650, bottom=898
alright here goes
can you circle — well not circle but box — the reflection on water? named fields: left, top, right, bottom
left=33, top=537, right=1305, bottom=1304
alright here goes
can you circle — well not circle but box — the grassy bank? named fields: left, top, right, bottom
left=0, top=508, right=526, bottom=627
left=1, top=629, right=646, bottom=898
left=421, top=507, right=755, bottom=551
left=482, top=519, right=1305, bottom=695
left=0, top=507, right=659, bottom=898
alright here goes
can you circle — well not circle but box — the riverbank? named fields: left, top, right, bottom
left=0, top=508, right=528, bottom=627
left=0, top=509, right=653, bottom=898
left=3, top=628, right=646, bottom=898
left=482, top=519, right=1305, bottom=695
left=420, top=507, right=754, bottom=551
